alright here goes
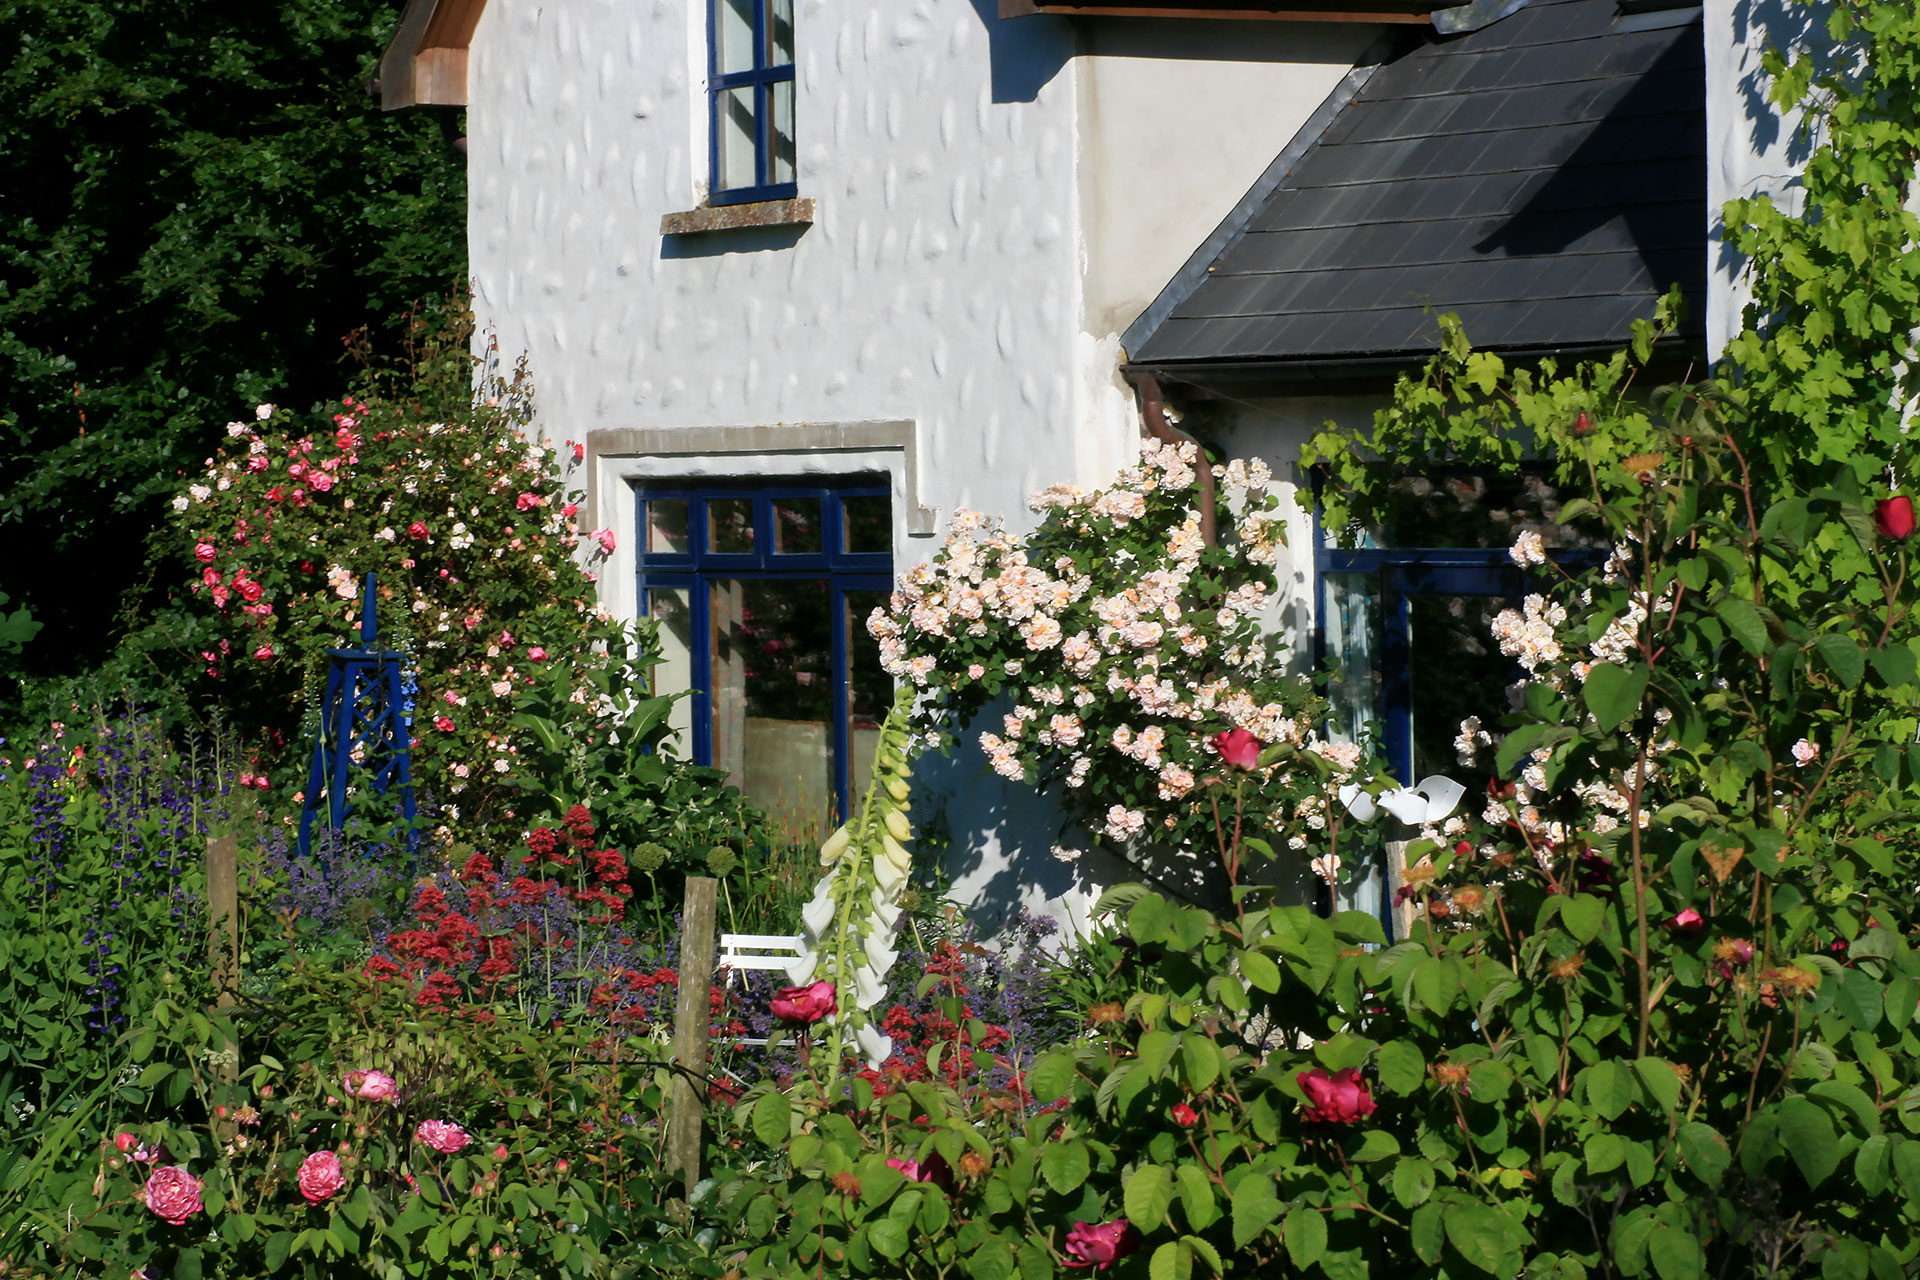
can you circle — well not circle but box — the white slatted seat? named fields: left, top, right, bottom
left=716, top=933, right=806, bottom=1047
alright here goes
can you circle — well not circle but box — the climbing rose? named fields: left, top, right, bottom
left=1297, top=1067, right=1376, bottom=1124
left=297, top=1151, right=345, bottom=1204
left=415, top=1120, right=470, bottom=1154
left=1666, top=908, right=1706, bottom=937
left=407, top=521, right=430, bottom=540
left=1063, top=1219, right=1140, bottom=1270
left=886, top=1153, right=954, bottom=1190
left=1876, top=496, right=1916, bottom=541
left=1171, top=1102, right=1201, bottom=1127
left=769, top=980, right=837, bottom=1025
left=142, top=1166, right=203, bottom=1226
left=1210, top=728, right=1260, bottom=770
left=114, top=1132, right=139, bottom=1152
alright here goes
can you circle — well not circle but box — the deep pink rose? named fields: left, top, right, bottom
left=193, top=542, right=217, bottom=563
left=310, top=473, right=334, bottom=493
left=1064, top=1219, right=1140, bottom=1270
left=114, top=1131, right=139, bottom=1152
left=246, top=454, right=270, bottom=473
left=434, top=716, right=455, bottom=733
left=252, top=644, right=274, bottom=661
left=1876, top=496, right=1916, bottom=541
left=142, top=1166, right=203, bottom=1226
left=594, top=527, right=617, bottom=553
left=416, top=1119, right=470, bottom=1154
left=236, top=579, right=263, bottom=603
left=769, top=980, right=837, bottom=1026
left=297, top=1150, right=345, bottom=1204
left=1666, top=908, right=1706, bottom=937
left=287, top=461, right=308, bottom=480
left=886, top=1153, right=953, bottom=1191
left=1210, top=728, right=1260, bottom=770
left=343, top=1069, right=399, bottom=1102
left=407, top=521, right=430, bottom=540
left=527, top=646, right=548, bottom=662
left=1297, top=1067, right=1376, bottom=1124
left=1171, top=1102, right=1200, bottom=1127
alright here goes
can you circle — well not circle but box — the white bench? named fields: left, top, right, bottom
left=715, top=934, right=806, bottom=1048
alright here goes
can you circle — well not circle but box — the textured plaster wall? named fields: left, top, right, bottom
left=463, top=0, right=1372, bottom=924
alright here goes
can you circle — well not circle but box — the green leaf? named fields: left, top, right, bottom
left=868, top=1218, right=911, bottom=1260
left=1183, top=1235, right=1224, bottom=1278
left=1777, top=1096, right=1841, bottom=1188
left=1282, top=1205, right=1326, bottom=1269
left=1376, top=1040, right=1425, bottom=1094
left=1180, top=1037, right=1221, bottom=1093
left=752, top=1090, right=791, bottom=1146
left=1559, top=894, right=1607, bottom=944
left=1238, top=949, right=1281, bottom=993
left=1583, top=662, right=1650, bottom=732
left=1445, top=1203, right=1507, bottom=1276
left=1815, top=633, right=1866, bottom=688
left=1136, top=1030, right=1177, bottom=1080
left=1124, top=1164, right=1174, bottom=1233
left=1039, top=1140, right=1091, bottom=1194
left=1027, top=1051, right=1078, bottom=1102
left=1891, top=1136, right=1920, bottom=1203
left=1392, top=1156, right=1435, bottom=1207
left=1411, top=1204, right=1445, bottom=1265
left=1633, top=1058, right=1683, bottom=1113
left=175, top=1249, right=204, bottom=1280
left=1837, top=967, right=1884, bottom=1031
left=1583, top=1060, right=1635, bottom=1120
left=1647, top=1224, right=1705, bottom=1280
left=1175, top=1163, right=1216, bottom=1231
left=1717, top=597, right=1770, bottom=656
left=1869, top=643, right=1917, bottom=688
left=1129, top=895, right=1174, bottom=945
left=1230, top=1179, right=1281, bottom=1250
left=1148, top=1241, right=1190, bottom=1280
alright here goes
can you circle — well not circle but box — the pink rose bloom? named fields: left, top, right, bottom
left=246, top=454, right=270, bottom=473
left=1064, top=1219, right=1140, bottom=1270
left=343, top=1069, right=399, bottom=1102
left=1297, top=1067, right=1376, bottom=1124
left=887, top=1153, right=953, bottom=1191
left=515, top=492, right=544, bottom=511
left=408, top=521, right=430, bottom=540
left=235, top=580, right=263, bottom=603
left=210, top=584, right=230, bottom=608
left=769, top=980, right=837, bottom=1026
left=434, top=716, right=455, bottom=733
left=1666, top=908, right=1707, bottom=937
left=114, top=1132, right=138, bottom=1152
left=297, top=1151, right=345, bottom=1204
left=415, top=1120, right=470, bottom=1154
left=193, top=542, right=217, bottom=563
left=1210, top=727, right=1261, bottom=770
left=335, top=427, right=360, bottom=449
left=142, top=1166, right=203, bottom=1226
left=253, top=644, right=274, bottom=661
left=287, top=461, right=308, bottom=480
left=201, top=567, right=220, bottom=586
left=594, top=527, right=617, bottom=553
left=562, top=502, right=577, bottom=518
left=310, top=473, right=334, bottom=493
left=1171, top=1102, right=1201, bottom=1127
left=572, top=444, right=585, bottom=463
left=527, top=646, right=548, bottom=662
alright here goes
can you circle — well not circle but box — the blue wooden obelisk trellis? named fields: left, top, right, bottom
left=297, top=572, right=418, bottom=859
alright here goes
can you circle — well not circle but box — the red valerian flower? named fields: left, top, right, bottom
left=1064, top=1219, right=1140, bottom=1270
left=1210, top=727, right=1260, bottom=770
left=1170, top=1102, right=1201, bottom=1127
left=1876, top=496, right=1915, bottom=542
left=1296, top=1067, right=1376, bottom=1124
left=770, top=980, right=837, bottom=1025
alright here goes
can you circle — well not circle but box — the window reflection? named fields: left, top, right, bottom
left=709, top=578, right=834, bottom=832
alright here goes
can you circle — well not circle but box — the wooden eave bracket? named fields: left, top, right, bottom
left=380, top=0, right=488, bottom=110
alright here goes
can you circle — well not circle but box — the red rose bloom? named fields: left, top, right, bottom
left=434, top=716, right=455, bottom=733
left=1210, top=727, right=1260, bottom=770
left=1297, top=1067, right=1376, bottom=1124
left=1064, top=1219, right=1140, bottom=1271
left=142, top=1166, right=203, bottom=1226
left=1666, top=908, right=1707, bottom=937
left=770, top=980, right=837, bottom=1025
left=408, top=521, right=430, bottom=540
left=1876, top=496, right=1915, bottom=542
left=1170, top=1102, right=1201, bottom=1127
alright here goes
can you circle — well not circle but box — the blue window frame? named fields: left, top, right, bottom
left=708, top=0, right=797, bottom=206
left=636, top=480, right=892, bottom=831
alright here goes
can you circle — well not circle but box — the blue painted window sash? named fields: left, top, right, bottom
left=636, top=481, right=891, bottom=824
left=708, top=0, right=798, bottom=206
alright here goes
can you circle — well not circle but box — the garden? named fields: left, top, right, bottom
left=8, top=2, right=1920, bottom=1278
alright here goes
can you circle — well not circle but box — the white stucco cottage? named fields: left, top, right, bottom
left=379, top=0, right=1798, bottom=928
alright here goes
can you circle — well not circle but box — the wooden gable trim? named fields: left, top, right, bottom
left=380, top=0, right=489, bottom=110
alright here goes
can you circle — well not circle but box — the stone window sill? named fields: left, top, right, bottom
left=660, top=197, right=815, bottom=236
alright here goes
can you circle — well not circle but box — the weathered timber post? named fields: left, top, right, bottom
left=206, top=833, right=241, bottom=1091
left=667, top=875, right=719, bottom=1206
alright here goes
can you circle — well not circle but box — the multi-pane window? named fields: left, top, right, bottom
left=637, top=481, right=892, bottom=839
left=709, top=0, right=797, bottom=206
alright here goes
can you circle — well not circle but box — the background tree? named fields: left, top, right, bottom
left=0, top=0, right=464, bottom=689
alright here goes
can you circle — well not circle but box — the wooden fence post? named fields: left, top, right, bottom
left=206, top=833, right=241, bottom=1091
left=667, top=875, right=719, bottom=1206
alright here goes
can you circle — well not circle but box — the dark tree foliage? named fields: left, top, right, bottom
left=0, top=0, right=464, bottom=677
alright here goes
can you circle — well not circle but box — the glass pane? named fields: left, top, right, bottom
left=772, top=497, right=821, bottom=554
left=1323, top=574, right=1381, bottom=748
left=714, top=0, right=755, bottom=74
left=841, top=494, right=891, bottom=554
left=646, top=588, right=696, bottom=746
left=710, top=578, right=834, bottom=841
left=1408, top=593, right=1510, bottom=782
left=716, top=86, right=758, bottom=192
left=769, top=79, right=795, bottom=186
left=645, top=499, right=690, bottom=555
left=766, top=0, right=794, bottom=66
left=844, top=589, right=891, bottom=819
left=707, top=497, right=755, bottom=553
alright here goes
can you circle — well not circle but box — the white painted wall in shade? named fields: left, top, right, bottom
left=461, top=0, right=1380, bottom=925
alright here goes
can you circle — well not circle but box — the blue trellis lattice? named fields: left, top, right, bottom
left=297, top=572, right=418, bottom=858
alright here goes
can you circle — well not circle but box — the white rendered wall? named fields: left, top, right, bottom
left=463, top=0, right=1374, bottom=925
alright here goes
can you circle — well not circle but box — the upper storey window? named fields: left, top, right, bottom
left=709, top=0, right=796, bottom=206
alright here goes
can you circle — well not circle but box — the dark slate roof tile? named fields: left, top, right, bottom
left=1128, top=0, right=1706, bottom=369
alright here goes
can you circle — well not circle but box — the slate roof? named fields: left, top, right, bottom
left=1124, top=0, right=1706, bottom=377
